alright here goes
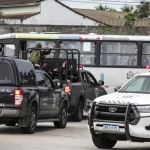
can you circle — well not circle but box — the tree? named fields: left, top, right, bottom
left=124, top=12, right=135, bottom=26
left=121, top=5, right=134, bottom=12
left=134, top=1, right=150, bottom=18
left=109, top=8, right=117, bottom=11
left=95, top=4, right=109, bottom=11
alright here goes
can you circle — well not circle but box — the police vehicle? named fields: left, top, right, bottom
left=0, top=56, right=68, bottom=134
left=27, top=47, right=107, bottom=122
left=89, top=68, right=150, bottom=149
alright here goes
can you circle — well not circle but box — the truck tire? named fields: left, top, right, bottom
left=92, top=134, right=117, bottom=149
left=54, top=104, right=68, bottom=128
left=71, top=100, right=83, bottom=122
left=21, top=106, right=37, bottom=134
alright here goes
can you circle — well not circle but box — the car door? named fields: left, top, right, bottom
left=86, top=71, right=104, bottom=98
left=42, top=72, right=60, bottom=117
left=80, top=71, right=93, bottom=102
left=35, top=71, right=50, bottom=118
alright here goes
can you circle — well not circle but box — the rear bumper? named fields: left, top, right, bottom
left=0, top=109, right=19, bottom=117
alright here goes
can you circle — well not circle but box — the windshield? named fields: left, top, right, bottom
left=119, top=76, right=150, bottom=93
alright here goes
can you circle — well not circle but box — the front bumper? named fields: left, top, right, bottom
left=89, top=102, right=150, bottom=140
left=0, top=108, right=19, bottom=118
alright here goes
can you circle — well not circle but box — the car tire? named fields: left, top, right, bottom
left=92, top=134, right=117, bottom=149
left=54, top=104, right=68, bottom=128
left=21, top=106, right=37, bottom=134
left=71, top=100, right=83, bottom=122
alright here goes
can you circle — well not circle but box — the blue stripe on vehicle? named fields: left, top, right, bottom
left=100, top=73, right=104, bottom=81
left=59, top=35, right=80, bottom=39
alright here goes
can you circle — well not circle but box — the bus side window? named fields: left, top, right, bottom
left=0, top=44, right=15, bottom=57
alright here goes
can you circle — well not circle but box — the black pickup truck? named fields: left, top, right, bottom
left=0, top=56, right=68, bottom=134
left=63, top=68, right=107, bottom=122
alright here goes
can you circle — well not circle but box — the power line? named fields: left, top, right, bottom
left=61, top=0, right=141, bottom=5
left=62, top=0, right=141, bottom=3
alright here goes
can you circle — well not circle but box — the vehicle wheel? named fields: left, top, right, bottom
left=21, top=106, right=37, bottom=134
left=54, top=104, right=68, bottom=128
left=71, top=100, right=83, bottom=122
left=92, top=134, right=117, bottom=149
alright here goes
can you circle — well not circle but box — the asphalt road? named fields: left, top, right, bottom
left=0, top=116, right=150, bottom=150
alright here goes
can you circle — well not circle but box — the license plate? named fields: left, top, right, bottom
left=103, top=124, right=119, bottom=131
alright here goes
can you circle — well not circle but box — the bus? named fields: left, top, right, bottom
left=0, top=33, right=150, bottom=93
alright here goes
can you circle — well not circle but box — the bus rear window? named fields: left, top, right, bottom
left=0, top=63, right=11, bottom=81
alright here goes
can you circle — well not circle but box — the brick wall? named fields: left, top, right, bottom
left=0, top=24, right=150, bottom=35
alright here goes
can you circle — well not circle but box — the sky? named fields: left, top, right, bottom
left=60, top=0, right=141, bottom=11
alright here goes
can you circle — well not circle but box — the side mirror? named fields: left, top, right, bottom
left=114, top=86, right=121, bottom=92
left=56, top=82, right=63, bottom=88
left=53, top=79, right=63, bottom=89
left=97, top=80, right=104, bottom=86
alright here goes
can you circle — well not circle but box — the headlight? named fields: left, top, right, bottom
left=136, top=106, right=150, bottom=113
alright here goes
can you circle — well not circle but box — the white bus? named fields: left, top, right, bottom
left=0, top=33, right=150, bottom=93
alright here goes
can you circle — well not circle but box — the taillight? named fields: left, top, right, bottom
left=14, top=90, right=23, bottom=107
left=64, top=86, right=72, bottom=95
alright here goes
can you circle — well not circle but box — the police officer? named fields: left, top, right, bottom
left=41, top=62, right=50, bottom=74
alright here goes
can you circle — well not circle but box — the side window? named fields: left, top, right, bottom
left=86, top=72, right=97, bottom=85
left=14, top=59, right=37, bottom=86
left=60, top=41, right=96, bottom=65
left=142, top=43, right=150, bottom=66
left=0, top=44, right=16, bottom=57
left=26, top=40, right=56, bottom=60
left=81, top=72, right=88, bottom=83
left=36, top=72, right=46, bottom=86
left=100, top=42, right=138, bottom=66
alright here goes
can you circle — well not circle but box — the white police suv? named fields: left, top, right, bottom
left=89, top=72, right=150, bottom=149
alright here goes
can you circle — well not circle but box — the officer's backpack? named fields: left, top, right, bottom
left=29, top=50, right=41, bottom=64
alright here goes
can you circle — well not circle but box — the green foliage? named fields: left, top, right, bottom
left=124, top=13, right=135, bottom=26
left=134, top=1, right=150, bottom=18
left=95, top=4, right=109, bottom=11
left=95, top=4, right=116, bottom=11
left=121, top=5, right=134, bottom=12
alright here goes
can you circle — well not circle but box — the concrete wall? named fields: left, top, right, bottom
left=23, top=0, right=99, bottom=26
left=0, top=24, right=150, bottom=35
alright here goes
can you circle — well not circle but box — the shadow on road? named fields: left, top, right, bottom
left=0, top=126, right=22, bottom=134
left=0, top=115, right=88, bottom=134
left=114, top=148, right=150, bottom=150
left=67, top=115, right=88, bottom=122
left=0, top=124, right=61, bottom=134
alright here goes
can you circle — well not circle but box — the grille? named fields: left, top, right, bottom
left=95, top=104, right=135, bottom=122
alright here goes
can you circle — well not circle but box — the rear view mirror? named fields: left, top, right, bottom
left=97, top=80, right=104, bottom=86
left=114, top=86, right=121, bottom=92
